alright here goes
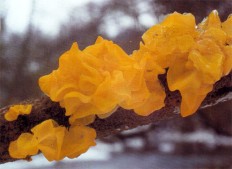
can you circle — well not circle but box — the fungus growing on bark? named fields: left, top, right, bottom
left=141, top=11, right=232, bottom=116
left=39, top=36, right=165, bottom=119
left=6, top=10, right=232, bottom=162
left=4, top=104, right=33, bottom=121
left=9, top=119, right=96, bottom=161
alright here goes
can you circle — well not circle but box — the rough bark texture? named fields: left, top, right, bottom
left=0, top=73, right=231, bottom=164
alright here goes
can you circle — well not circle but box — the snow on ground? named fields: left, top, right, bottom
left=2, top=152, right=231, bottom=169
left=1, top=130, right=232, bottom=169
left=0, top=142, right=113, bottom=169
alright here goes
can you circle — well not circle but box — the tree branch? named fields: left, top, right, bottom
left=0, top=73, right=231, bottom=164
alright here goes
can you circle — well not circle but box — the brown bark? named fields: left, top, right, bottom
left=0, top=73, right=231, bottom=164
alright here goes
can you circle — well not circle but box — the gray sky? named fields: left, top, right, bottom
left=3, top=0, right=107, bottom=36
left=1, top=0, right=157, bottom=37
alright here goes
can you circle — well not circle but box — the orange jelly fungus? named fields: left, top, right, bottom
left=9, top=119, right=96, bottom=161
left=142, top=11, right=232, bottom=116
left=39, top=11, right=231, bottom=118
left=39, top=36, right=165, bottom=119
left=4, top=104, right=33, bottom=121
left=9, top=133, right=38, bottom=158
left=8, top=10, right=232, bottom=162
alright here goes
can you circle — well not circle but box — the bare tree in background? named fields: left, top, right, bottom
left=154, top=0, right=232, bottom=22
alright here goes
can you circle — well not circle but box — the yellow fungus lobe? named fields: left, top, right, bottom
left=9, top=119, right=96, bottom=161
left=9, top=133, right=38, bottom=159
left=121, top=48, right=166, bottom=116
left=4, top=104, right=32, bottom=121
left=142, top=12, right=197, bottom=68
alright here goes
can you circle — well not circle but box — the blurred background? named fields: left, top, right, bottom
left=0, top=0, right=232, bottom=168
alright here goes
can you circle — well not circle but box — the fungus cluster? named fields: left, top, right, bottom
left=140, top=11, right=232, bottom=116
left=8, top=11, right=232, bottom=161
left=9, top=119, right=96, bottom=161
left=39, top=36, right=165, bottom=122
